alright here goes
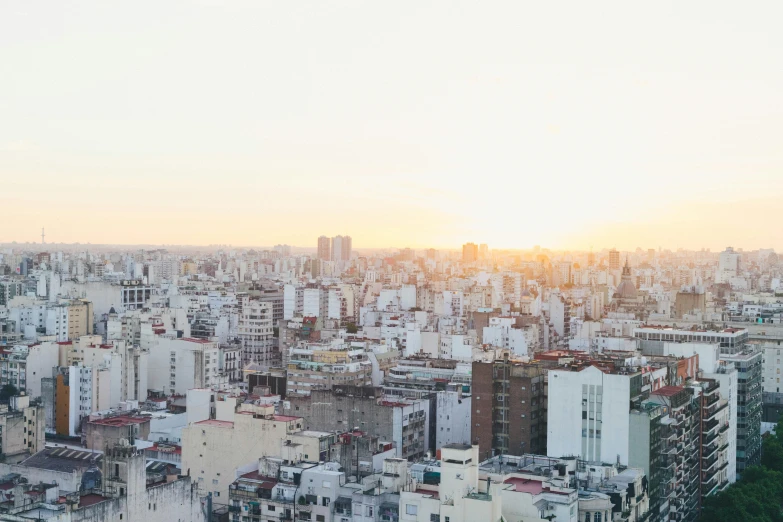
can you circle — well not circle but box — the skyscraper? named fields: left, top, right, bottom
left=462, top=242, right=478, bottom=263
left=716, top=246, right=741, bottom=284
left=341, top=235, right=352, bottom=262
left=331, top=236, right=343, bottom=262
left=317, top=236, right=331, bottom=261
left=609, top=248, right=620, bottom=270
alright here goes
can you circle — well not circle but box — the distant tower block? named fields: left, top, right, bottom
left=41, top=227, right=45, bottom=244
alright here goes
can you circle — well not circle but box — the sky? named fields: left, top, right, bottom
left=1, top=1, right=782, bottom=251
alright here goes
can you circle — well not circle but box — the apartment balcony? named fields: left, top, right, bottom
left=703, top=401, right=728, bottom=422
left=701, top=475, right=719, bottom=494
left=702, top=443, right=719, bottom=460
left=702, top=454, right=718, bottom=472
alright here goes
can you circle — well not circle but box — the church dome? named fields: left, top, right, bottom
left=614, top=258, right=638, bottom=299
left=614, top=280, right=638, bottom=299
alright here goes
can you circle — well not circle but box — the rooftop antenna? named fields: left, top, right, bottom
left=41, top=227, right=45, bottom=245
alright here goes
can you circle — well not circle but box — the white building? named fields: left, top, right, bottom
left=716, top=246, right=741, bottom=284
left=238, top=298, right=274, bottom=365
left=148, top=336, right=224, bottom=396
left=548, top=365, right=637, bottom=464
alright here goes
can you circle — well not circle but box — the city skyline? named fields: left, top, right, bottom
left=0, top=236, right=775, bottom=256
left=2, top=2, right=782, bottom=250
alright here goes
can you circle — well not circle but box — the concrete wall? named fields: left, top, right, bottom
left=435, top=392, right=471, bottom=448
left=548, top=366, right=633, bottom=464
left=68, top=477, right=205, bottom=522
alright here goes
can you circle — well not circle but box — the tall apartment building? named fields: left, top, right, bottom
left=721, top=350, right=762, bottom=474
left=256, top=289, right=285, bottom=326
left=238, top=297, right=275, bottom=365
left=548, top=364, right=644, bottom=465
left=609, top=249, right=620, bottom=270
left=47, top=365, right=93, bottom=437
left=716, top=246, right=741, bottom=284
left=471, top=356, right=547, bottom=460
left=629, top=402, right=667, bottom=522
left=462, top=242, right=478, bottom=263
left=317, top=235, right=331, bottom=261
left=694, top=378, right=732, bottom=501
left=0, top=280, right=24, bottom=306
left=331, top=235, right=352, bottom=263
left=342, top=235, right=352, bottom=261
left=303, top=287, right=326, bottom=318
left=647, top=386, right=701, bottom=522
left=283, top=284, right=305, bottom=320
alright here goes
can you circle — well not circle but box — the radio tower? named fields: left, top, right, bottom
left=41, top=227, right=45, bottom=245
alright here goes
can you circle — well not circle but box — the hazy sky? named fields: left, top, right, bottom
left=2, top=1, right=781, bottom=251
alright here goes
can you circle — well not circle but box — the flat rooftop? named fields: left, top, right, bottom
left=652, top=385, right=684, bottom=397
left=194, top=419, right=234, bottom=428
left=89, top=415, right=149, bottom=427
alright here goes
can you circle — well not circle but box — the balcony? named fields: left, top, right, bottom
left=702, top=454, right=718, bottom=471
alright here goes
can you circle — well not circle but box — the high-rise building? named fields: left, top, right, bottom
left=341, top=235, right=352, bottom=261
left=716, top=246, right=741, bottom=284
left=330, top=235, right=352, bottom=262
left=317, top=236, right=331, bottom=261
left=479, top=243, right=489, bottom=260
left=274, top=244, right=292, bottom=257
left=462, top=242, right=478, bottom=263
left=471, top=356, right=547, bottom=460
left=609, top=249, right=620, bottom=270
left=721, top=350, right=762, bottom=475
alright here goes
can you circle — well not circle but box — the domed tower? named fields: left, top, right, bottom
left=614, top=258, right=638, bottom=300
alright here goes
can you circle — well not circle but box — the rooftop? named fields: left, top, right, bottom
left=89, top=415, right=149, bottom=427
left=637, top=324, right=747, bottom=334
left=652, top=385, right=684, bottom=397
left=20, top=448, right=102, bottom=474
left=442, top=443, right=472, bottom=451
left=272, top=415, right=301, bottom=422
left=79, top=493, right=108, bottom=508
left=194, top=419, right=234, bottom=428
left=504, top=477, right=544, bottom=495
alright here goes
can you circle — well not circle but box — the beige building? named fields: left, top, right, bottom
left=66, top=299, right=93, bottom=340
left=0, top=395, right=46, bottom=463
left=400, top=445, right=503, bottom=522
left=182, top=400, right=313, bottom=500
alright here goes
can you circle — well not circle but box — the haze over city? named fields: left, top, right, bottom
left=2, top=1, right=782, bottom=250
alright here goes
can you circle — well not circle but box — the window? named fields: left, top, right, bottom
left=366, top=506, right=373, bottom=516
left=406, top=505, right=418, bottom=515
